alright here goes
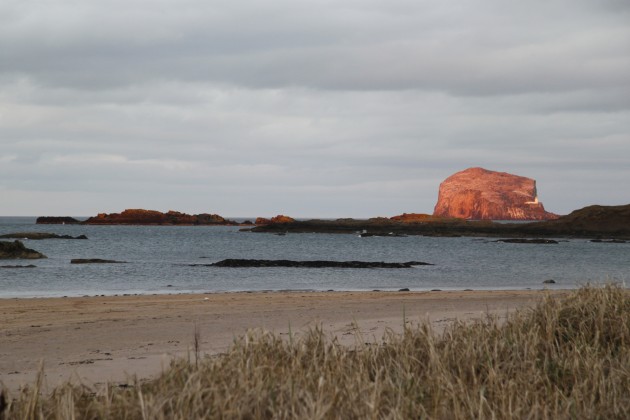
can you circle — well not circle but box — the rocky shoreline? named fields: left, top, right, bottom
left=249, top=204, right=630, bottom=239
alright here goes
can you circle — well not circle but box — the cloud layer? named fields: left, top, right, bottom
left=1, top=0, right=629, bottom=216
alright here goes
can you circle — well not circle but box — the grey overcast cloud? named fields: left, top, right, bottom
left=1, top=0, right=629, bottom=217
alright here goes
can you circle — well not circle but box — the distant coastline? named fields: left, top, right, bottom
left=32, top=204, right=630, bottom=239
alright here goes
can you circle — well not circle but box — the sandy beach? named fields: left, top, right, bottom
left=0, top=289, right=567, bottom=393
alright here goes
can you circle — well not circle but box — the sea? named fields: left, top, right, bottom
left=1, top=217, right=628, bottom=298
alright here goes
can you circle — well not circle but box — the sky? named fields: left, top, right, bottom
left=1, top=0, right=629, bottom=218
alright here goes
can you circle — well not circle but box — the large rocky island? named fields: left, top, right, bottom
left=433, top=167, right=558, bottom=220
left=38, top=209, right=242, bottom=226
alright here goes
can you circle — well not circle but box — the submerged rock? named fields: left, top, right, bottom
left=195, top=259, right=432, bottom=268
left=0, top=240, right=47, bottom=259
left=0, top=232, right=88, bottom=240
left=359, top=232, right=407, bottom=237
left=1, top=264, right=37, bottom=268
left=495, top=238, right=559, bottom=244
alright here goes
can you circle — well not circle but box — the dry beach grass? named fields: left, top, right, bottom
left=0, top=289, right=547, bottom=392
left=2, top=284, right=629, bottom=419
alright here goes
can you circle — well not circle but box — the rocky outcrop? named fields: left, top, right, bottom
left=70, top=259, right=126, bottom=264
left=0, top=233, right=87, bottom=240
left=528, top=204, right=630, bottom=236
left=1, top=264, right=37, bottom=268
left=494, top=238, right=559, bottom=244
left=196, top=259, right=432, bottom=268
left=83, top=209, right=239, bottom=225
left=36, top=216, right=80, bottom=224
left=390, top=213, right=431, bottom=222
left=0, top=241, right=47, bottom=259
left=255, top=215, right=296, bottom=225
left=433, top=167, right=558, bottom=220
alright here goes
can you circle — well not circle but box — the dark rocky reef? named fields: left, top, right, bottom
left=0, top=241, right=47, bottom=259
left=36, top=216, right=80, bottom=224
left=1, top=264, right=37, bottom=268
left=494, top=238, right=559, bottom=244
left=70, top=259, right=126, bottom=264
left=360, top=232, right=408, bottom=237
left=0, top=232, right=87, bottom=240
left=194, top=259, right=432, bottom=268
left=251, top=204, right=630, bottom=239
left=82, top=209, right=240, bottom=225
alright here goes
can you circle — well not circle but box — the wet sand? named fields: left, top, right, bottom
left=0, top=289, right=567, bottom=392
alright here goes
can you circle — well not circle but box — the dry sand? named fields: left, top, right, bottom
left=0, top=289, right=567, bottom=393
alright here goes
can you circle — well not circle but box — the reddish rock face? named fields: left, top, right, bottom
left=390, top=213, right=433, bottom=222
left=84, top=209, right=235, bottom=225
left=255, top=215, right=295, bottom=225
left=433, top=167, right=558, bottom=220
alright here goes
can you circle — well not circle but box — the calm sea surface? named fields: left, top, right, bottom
left=1, top=217, right=628, bottom=298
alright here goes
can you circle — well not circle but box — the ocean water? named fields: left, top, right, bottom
left=0, top=217, right=628, bottom=298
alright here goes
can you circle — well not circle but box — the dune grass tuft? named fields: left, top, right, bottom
left=2, top=284, right=629, bottom=419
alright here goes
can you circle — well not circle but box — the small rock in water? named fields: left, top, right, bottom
left=1, top=264, right=37, bottom=269
left=0, top=240, right=47, bottom=259
left=495, top=238, right=559, bottom=244
left=398, top=288, right=410, bottom=292
left=431, top=289, right=442, bottom=292
left=543, top=279, right=556, bottom=284
left=71, top=259, right=126, bottom=264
